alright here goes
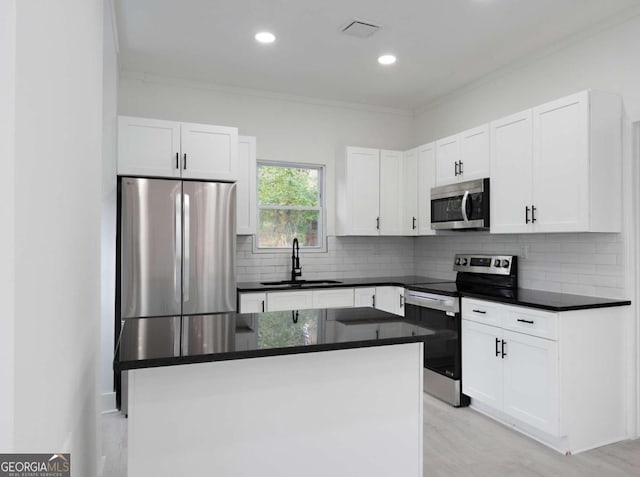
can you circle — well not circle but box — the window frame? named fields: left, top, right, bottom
left=253, top=160, right=327, bottom=253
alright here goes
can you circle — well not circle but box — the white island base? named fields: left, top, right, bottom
left=126, top=343, right=424, bottom=477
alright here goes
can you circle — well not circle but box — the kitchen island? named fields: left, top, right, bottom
left=115, top=308, right=432, bottom=477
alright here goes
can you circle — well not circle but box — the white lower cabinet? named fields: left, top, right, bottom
left=312, top=288, right=354, bottom=309
left=266, top=291, right=314, bottom=312
left=375, top=286, right=405, bottom=316
left=460, top=319, right=503, bottom=410
left=238, top=292, right=266, bottom=313
left=502, top=329, right=558, bottom=435
left=238, top=286, right=406, bottom=317
left=354, top=287, right=376, bottom=308
left=461, top=297, right=627, bottom=454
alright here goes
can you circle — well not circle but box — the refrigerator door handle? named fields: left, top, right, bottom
left=174, top=194, right=182, bottom=303
left=184, top=193, right=190, bottom=302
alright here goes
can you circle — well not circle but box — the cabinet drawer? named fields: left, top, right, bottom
left=462, top=298, right=503, bottom=327
left=312, top=288, right=354, bottom=309
left=266, top=291, right=314, bottom=312
left=503, top=307, right=558, bottom=341
left=238, top=292, right=266, bottom=313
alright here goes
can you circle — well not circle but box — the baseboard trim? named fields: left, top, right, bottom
left=101, top=392, right=116, bottom=414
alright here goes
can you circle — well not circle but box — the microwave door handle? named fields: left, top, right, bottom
left=461, top=190, right=470, bottom=222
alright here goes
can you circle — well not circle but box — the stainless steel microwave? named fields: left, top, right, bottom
left=430, top=178, right=490, bottom=230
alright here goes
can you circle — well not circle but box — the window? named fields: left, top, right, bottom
left=256, top=162, right=324, bottom=250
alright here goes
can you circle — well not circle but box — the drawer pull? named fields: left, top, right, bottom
left=472, top=309, right=486, bottom=314
left=501, top=340, right=507, bottom=358
left=517, top=318, right=534, bottom=324
left=495, top=337, right=500, bottom=357
left=261, top=300, right=265, bottom=313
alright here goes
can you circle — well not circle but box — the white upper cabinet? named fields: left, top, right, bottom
left=458, top=124, right=490, bottom=182
left=491, top=91, right=622, bottom=234
left=180, top=122, right=238, bottom=181
left=402, top=148, right=418, bottom=235
left=336, top=147, right=403, bottom=236
left=435, top=125, right=490, bottom=186
left=379, top=150, right=404, bottom=235
left=236, top=136, right=256, bottom=235
left=117, top=116, right=238, bottom=181
left=336, top=147, right=380, bottom=236
left=490, top=110, right=534, bottom=234
left=435, top=134, right=460, bottom=186
left=118, top=116, right=181, bottom=178
left=417, top=142, right=436, bottom=236
left=531, top=92, right=589, bottom=232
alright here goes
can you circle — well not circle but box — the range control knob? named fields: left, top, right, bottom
left=494, top=259, right=501, bottom=267
left=502, top=259, right=510, bottom=268
left=455, top=258, right=461, bottom=265
left=462, top=258, right=468, bottom=266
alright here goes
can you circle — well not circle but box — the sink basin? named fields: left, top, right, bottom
left=260, top=279, right=342, bottom=286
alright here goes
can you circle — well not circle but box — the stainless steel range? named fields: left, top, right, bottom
left=405, top=254, right=518, bottom=407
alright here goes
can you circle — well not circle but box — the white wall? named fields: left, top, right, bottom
left=13, top=1, right=103, bottom=475
left=414, top=13, right=640, bottom=141
left=0, top=0, right=16, bottom=452
left=117, top=73, right=415, bottom=235
left=101, top=0, right=119, bottom=414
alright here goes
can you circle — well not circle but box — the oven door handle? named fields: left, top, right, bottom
left=461, top=190, right=470, bottom=223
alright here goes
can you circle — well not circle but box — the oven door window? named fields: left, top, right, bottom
left=405, top=304, right=460, bottom=379
left=431, top=192, right=485, bottom=223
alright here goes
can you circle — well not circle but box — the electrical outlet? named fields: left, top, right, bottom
left=520, top=244, right=529, bottom=259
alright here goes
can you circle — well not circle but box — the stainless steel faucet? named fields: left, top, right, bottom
left=291, top=238, right=302, bottom=281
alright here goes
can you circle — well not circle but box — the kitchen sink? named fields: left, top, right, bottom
left=259, top=279, right=343, bottom=286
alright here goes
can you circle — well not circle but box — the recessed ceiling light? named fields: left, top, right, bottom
left=378, top=54, right=396, bottom=65
left=255, top=31, right=276, bottom=44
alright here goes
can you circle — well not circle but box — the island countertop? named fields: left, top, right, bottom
left=114, top=307, right=434, bottom=371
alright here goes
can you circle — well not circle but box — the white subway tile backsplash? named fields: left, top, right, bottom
left=415, top=232, right=626, bottom=299
left=237, top=231, right=627, bottom=299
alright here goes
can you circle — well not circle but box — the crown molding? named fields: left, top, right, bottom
left=119, top=70, right=415, bottom=118
left=413, top=4, right=640, bottom=116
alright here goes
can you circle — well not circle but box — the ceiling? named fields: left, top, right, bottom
left=115, top=0, right=640, bottom=110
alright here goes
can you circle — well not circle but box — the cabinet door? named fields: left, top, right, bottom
left=532, top=91, right=589, bottom=232
left=117, top=116, right=181, bottom=177
left=180, top=122, right=238, bottom=181
left=490, top=110, right=534, bottom=234
left=346, top=147, right=380, bottom=235
left=312, top=288, right=354, bottom=309
left=461, top=319, right=503, bottom=409
left=354, top=287, right=376, bottom=308
left=417, top=143, right=436, bottom=235
left=502, top=330, right=559, bottom=435
left=266, top=291, right=313, bottom=312
left=403, top=148, right=419, bottom=235
left=374, top=286, right=404, bottom=316
left=459, top=124, right=490, bottom=181
left=435, top=134, right=460, bottom=186
left=238, top=292, right=266, bottom=313
left=379, top=150, right=404, bottom=235
left=236, top=136, right=256, bottom=235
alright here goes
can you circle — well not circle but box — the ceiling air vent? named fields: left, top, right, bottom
left=341, top=19, right=381, bottom=38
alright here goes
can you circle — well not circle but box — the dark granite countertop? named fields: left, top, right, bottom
left=237, top=275, right=452, bottom=292
left=114, top=307, right=434, bottom=371
left=461, top=288, right=631, bottom=312
left=240, top=275, right=630, bottom=312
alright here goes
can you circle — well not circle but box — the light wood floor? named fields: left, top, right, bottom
left=101, top=394, right=640, bottom=476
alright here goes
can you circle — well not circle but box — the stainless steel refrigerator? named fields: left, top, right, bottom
left=117, top=177, right=236, bottom=409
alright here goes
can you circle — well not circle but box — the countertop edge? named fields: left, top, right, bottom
left=114, top=335, right=427, bottom=371
left=460, top=292, right=631, bottom=312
